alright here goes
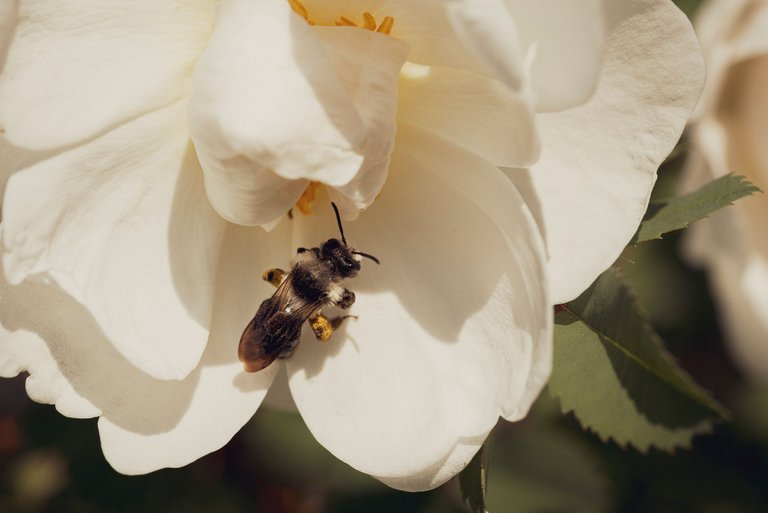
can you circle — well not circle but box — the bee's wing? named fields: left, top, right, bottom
left=238, top=275, right=323, bottom=372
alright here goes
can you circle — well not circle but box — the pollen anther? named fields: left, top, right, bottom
left=295, top=181, right=323, bottom=215
left=363, top=12, right=377, bottom=30
left=288, top=0, right=395, bottom=35
left=288, top=0, right=309, bottom=20
left=376, top=16, right=395, bottom=35
left=336, top=16, right=357, bottom=27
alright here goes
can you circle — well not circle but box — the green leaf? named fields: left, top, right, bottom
left=460, top=445, right=489, bottom=513
left=633, top=174, right=759, bottom=244
left=549, top=268, right=728, bottom=451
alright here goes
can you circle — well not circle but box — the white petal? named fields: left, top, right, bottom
left=397, top=63, right=539, bottom=168
left=683, top=44, right=768, bottom=383
left=376, top=441, right=483, bottom=492
left=704, top=253, right=768, bottom=383
left=2, top=102, right=226, bottom=380
left=713, top=55, right=768, bottom=193
left=100, top=223, right=293, bottom=473
left=696, top=0, right=768, bottom=61
left=314, top=27, right=409, bottom=213
left=693, top=0, right=768, bottom=120
left=3, top=221, right=291, bottom=473
left=444, top=0, right=526, bottom=91
left=287, top=127, right=551, bottom=490
left=0, top=1, right=16, bottom=71
left=0, top=0, right=215, bottom=149
left=0, top=261, right=99, bottom=418
left=0, top=136, right=56, bottom=200
left=502, top=0, right=606, bottom=112
left=190, top=0, right=369, bottom=226
left=511, top=0, right=704, bottom=304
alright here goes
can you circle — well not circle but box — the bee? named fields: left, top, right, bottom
left=238, top=202, right=380, bottom=373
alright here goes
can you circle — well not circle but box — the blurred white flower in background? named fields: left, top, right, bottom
left=683, top=0, right=768, bottom=383
left=0, top=0, right=701, bottom=491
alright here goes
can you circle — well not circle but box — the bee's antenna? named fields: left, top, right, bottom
left=331, top=202, right=347, bottom=246
left=352, top=251, right=381, bottom=265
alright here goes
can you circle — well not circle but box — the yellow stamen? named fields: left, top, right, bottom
left=336, top=16, right=357, bottom=27
left=376, top=16, right=395, bottom=35
left=288, top=0, right=309, bottom=21
left=287, top=1, right=395, bottom=36
left=295, top=181, right=322, bottom=215
left=362, top=12, right=377, bottom=30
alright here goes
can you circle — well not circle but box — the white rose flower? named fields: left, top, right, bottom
left=0, top=0, right=702, bottom=491
left=684, top=0, right=768, bottom=383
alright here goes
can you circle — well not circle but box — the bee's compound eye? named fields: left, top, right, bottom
left=266, top=271, right=275, bottom=281
left=324, top=239, right=342, bottom=250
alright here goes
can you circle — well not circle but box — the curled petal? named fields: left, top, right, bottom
left=398, top=63, right=539, bottom=168
left=0, top=267, right=99, bottom=419
left=190, top=0, right=370, bottom=225
left=313, top=26, right=409, bottom=214
left=3, top=102, right=226, bottom=380
left=287, top=127, right=551, bottom=491
left=503, top=0, right=606, bottom=112
left=0, top=0, right=215, bottom=149
left=510, top=0, right=704, bottom=304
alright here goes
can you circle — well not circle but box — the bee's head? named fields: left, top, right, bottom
left=320, top=238, right=361, bottom=278
left=323, top=203, right=380, bottom=279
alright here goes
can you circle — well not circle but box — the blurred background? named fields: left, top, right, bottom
left=2, top=0, right=768, bottom=511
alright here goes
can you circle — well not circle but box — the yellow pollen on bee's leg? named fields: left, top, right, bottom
left=294, top=181, right=323, bottom=215
left=309, top=311, right=334, bottom=342
left=309, top=311, right=357, bottom=342
left=376, top=16, right=394, bottom=35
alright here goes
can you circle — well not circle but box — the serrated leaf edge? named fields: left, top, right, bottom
left=562, top=269, right=729, bottom=420
left=550, top=387, right=714, bottom=453
left=635, top=174, right=761, bottom=243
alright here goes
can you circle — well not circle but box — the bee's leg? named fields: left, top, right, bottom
left=262, top=268, right=287, bottom=288
left=308, top=310, right=357, bottom=343
left=328, top=284, right=356, bottom=310
left=296, top=247, right=319, bottom=259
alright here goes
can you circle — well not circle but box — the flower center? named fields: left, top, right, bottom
left=288, top=0, right=395, bottom=35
